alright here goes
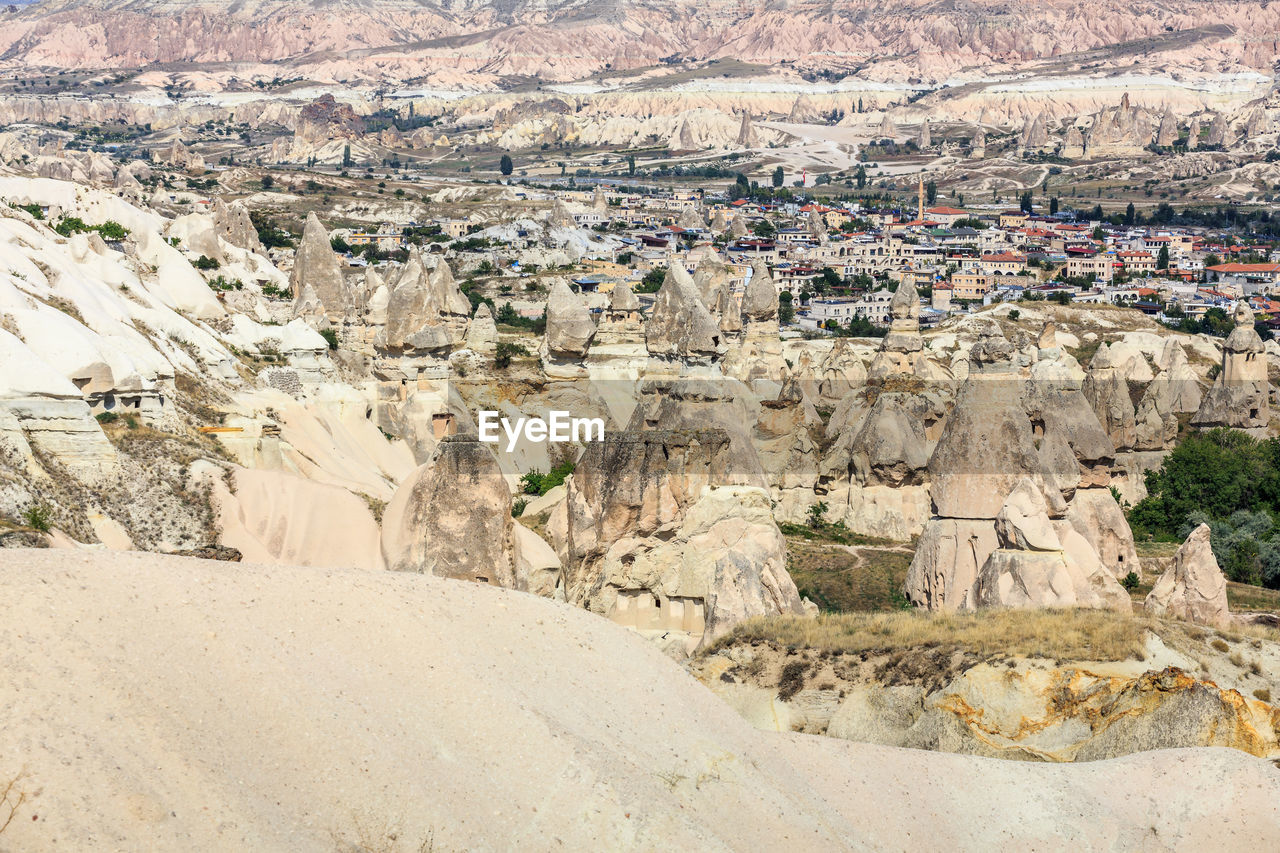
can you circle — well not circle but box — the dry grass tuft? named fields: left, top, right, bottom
left=713, top=608, right=1153, bottom=662
left=1, top=772, right=28, bottom=835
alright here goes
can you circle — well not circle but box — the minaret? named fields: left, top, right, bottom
left=917, top=176, right=925, bottom=221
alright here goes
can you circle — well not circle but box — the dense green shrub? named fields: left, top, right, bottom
left=1129, top=429, right=1280, bottom=587
left=519, top=460, right=575, bottom=496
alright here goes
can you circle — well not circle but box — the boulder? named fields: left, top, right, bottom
left=994, top=478, right=1061, bottom=552
left=741, top=261, right=778, bottom=323
left=972, top=481, right=1131, bottom=612
left=1064, top=488, right=1140, bottom=577
left=904, top=518, right=999, bottom=610
left=543, top=279, right=596, bottom=357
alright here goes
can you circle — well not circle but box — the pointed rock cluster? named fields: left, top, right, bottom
left=905, top=322, right=1134, bottom=612
left=1021, top=111, right=1049, bottom=149
left=645, top=264, right=724, bottom=363
left=556, top=428, right=806, bottom=652
left=379, top=254, right=471, bottom=355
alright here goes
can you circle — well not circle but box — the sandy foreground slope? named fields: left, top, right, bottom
left=1, top=549, right=1278, bottom=851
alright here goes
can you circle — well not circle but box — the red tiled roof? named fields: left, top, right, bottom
left=1208, top=263, right=1280, bottom=273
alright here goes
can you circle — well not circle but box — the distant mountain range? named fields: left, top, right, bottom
left=0, top=0, right=1275, bottom=88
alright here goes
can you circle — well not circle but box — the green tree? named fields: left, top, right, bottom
left=771, top=166, right=785, bottom=188
left=342, top=144, right=352, bottom=168
left=778, top=290, right=794, bottom=324
left=1130, top=429, right=1280, bottom=537
left=752, top=219, right=776, bottom=238
left=634, top=268, right=666, bottom=293
left=1019, top=191, right=1033, bottom=214
left=1157, top=245, right=1170, bottom=270
left=627, top=154, right=636, bottom=176
left=1049, top=197, right=1059, bottom=216
left=926, top=181, right=937, bottom=205
left=499, top=153, right=513, bottom=176
left=1125, top=202, right=1136, bottom=226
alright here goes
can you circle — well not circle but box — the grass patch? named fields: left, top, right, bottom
left=712, top=608, right=1154, bottom=662
left=785, top=537, right=911, bottom=612
left=1226, top=582, right=1280, bottom=613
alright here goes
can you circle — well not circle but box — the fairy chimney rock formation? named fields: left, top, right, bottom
left=1192, top=302, right=1268, bottom=431
left=645, top=265, right=725, bottom=362
left=290, top=212, right=353, bottom=321
left=1145, top=524, right=1230, bottom=626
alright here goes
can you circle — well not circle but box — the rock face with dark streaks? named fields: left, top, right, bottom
left=551, top=428, right=806, bottom=654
